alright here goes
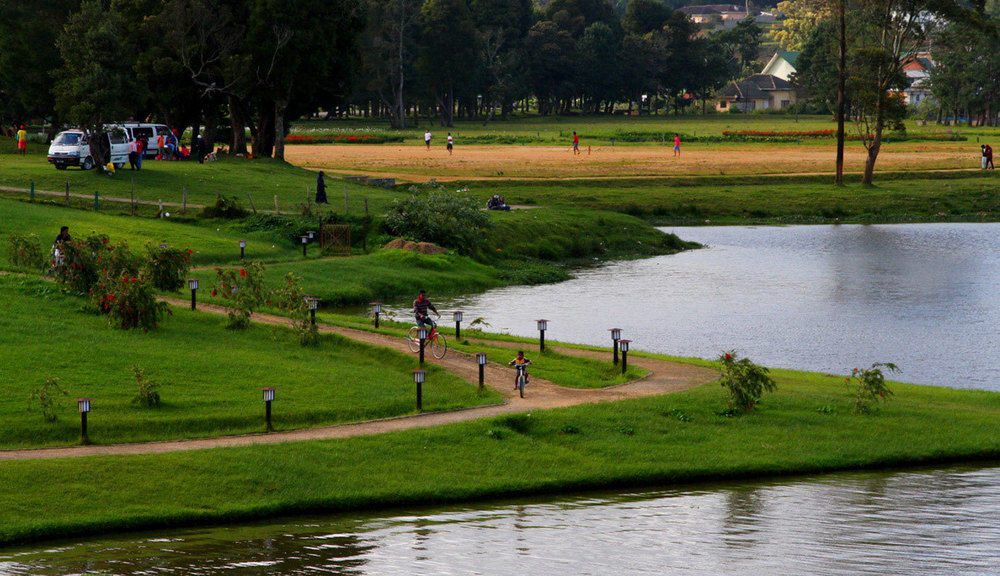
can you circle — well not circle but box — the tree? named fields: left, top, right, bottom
left=577, top=22, right=621, bottom=112
left=769, top=0, right=829, bottom=51
left=545, top=0, right=618, bottom=37
left=417, top=0, right=478, bottom=126
left=622, top=0, right=672, bottom=35
left=792, top=21, right=839, bottom=112
left=359, top=0, right=422, bottom=128
left=523, top=20, right=576, bottom=114
left=53, top=0, right=139, bottom=167
left=716, top=16, right=763, bottom=77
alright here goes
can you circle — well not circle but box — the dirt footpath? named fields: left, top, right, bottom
left=284, top=143, right=975, bottom=181
left=0, top=300, right=716, bottom=461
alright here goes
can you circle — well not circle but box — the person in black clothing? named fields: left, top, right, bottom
left=195, top=135, right=205, bottom=164
left=316, top=171, right=328, bottom=204
left=413, top=289, right=439, bottom=330
left=55, top=226, right=71, bottom=245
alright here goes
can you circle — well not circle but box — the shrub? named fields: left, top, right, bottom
left=273, top=272, right=319, bottom=346
left=91, top=271, right=168, bottom=330
left=28, top=378, right=67, bottom=422
left=7, top=233, right=45, bottom=269
left=132, top=365, right=161, bottom=407
left=199, top=196, right=246, bottom=219
left=718, top=351, right=777, bottom=413
left=52, top=234, right=109, bottom=293
left=212, top=261, right=268, bottom=329
left=846, top=362, right=898, bottom=414
left=144, top=243, right=192, bottom=291
left=383, top=192, right=492, bottom=254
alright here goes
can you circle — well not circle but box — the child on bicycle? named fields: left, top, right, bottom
left=509, top=351, right=532, bottom=389
left=413, top=289, right=439, bottom=332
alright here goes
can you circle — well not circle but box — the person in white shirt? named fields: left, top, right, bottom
left=446, top=133, right=453, bottom=155
left=424, top=130, right=432, bottom=150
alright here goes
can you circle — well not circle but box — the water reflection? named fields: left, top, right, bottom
left=413, top=224, right=1000, bottom=388
left=3, top=465, right=1000, bottom=575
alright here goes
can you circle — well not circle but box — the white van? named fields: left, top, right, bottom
left=121, top=123, right=172, bottom=158
left=47, top=127, right=132, bottom=170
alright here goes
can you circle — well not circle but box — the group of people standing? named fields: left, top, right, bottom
left=981, top=144, right=995, bottom=170
left=424, top=130, right=455, bottom=155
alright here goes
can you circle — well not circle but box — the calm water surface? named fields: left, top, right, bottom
left=422, top=223, right=1000, bottom=388
left=3, top=465, right=999, bottom=575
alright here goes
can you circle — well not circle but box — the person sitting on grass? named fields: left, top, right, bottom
left=509, top=350, right=532, bottom=389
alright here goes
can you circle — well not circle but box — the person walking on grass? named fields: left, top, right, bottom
left=16, top=125, right=27, bottom=155
left=316, top=171, right=328, bottom=204
left=572, top=131, right=580, bottom=155
left=987, top=144, right=995, bottom=170
left=982, top=145, right=988, bottom=170
left=673, top=134, right=681, bottom=157
left=447, top=132, right=453, bottom=155
left=425, top=130, right=432, bottom=150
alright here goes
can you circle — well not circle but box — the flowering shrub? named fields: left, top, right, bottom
left=91, top=271, right=168, bottom=330
left=144, top=243, right=192, bottom=291
left=273, top=272, right=319, bottom=346
left=718, top=351, right=777, bottom=413
left=846, top=362, right=898, bottom=414
left=212, top=261, right=268, bottom=329
left=53, top=234, right=113, bottom=294
left=285, top=134, right=403, bottom=144
left=6, top=233, right=45, bottom=269
left=132, top=365, right=161, bottom=408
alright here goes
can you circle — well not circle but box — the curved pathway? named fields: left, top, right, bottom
left=0, top=299, right=716, bottom=461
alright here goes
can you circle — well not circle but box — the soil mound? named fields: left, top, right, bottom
left=384, top=238, right=448, bottom=255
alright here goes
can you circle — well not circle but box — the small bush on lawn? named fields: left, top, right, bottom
left=846, top=362, right=898, bottom=414
left=212, top=261, right=268, bottom=329
left=383, top=192, right=492, bottom=254
left=90, top=271, right=168, bottom=330
left=718, top=351, right=777, bottom=413
left=273, top=272, right=319, bottom=346
left=6, top=233, right=45, bottom=269
left=199, top=196, right=246, bottom=219
left=28, top=378, right=67, bottom=423
left=144, top=244, right=192, bottom=291
left=53, top=234, right=109, bottom=293
left=132, top=366, right=161, bottom=408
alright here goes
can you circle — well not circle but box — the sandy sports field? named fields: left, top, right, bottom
left=284, top=142, right=980, bottom=181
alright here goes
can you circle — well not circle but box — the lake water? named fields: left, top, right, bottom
left=3, top=464, right=999, bottom=575
left=422, top=224, right=1000, bottom=389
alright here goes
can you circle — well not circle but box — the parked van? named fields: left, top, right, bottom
left=47, top=127, right=132, bottom=170
left=121, top=123, right=172, bottom=158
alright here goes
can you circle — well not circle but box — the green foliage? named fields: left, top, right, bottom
left=91, top=270, right=169, bottom=331
left=28, top=378, right=67, bottom=423
left=212, top=261, right=269, bottom=329
left=273, top=272, right=319, bottom=346
left=199, top=196, right=247, bottom=220
left=6, top=233, right=45, bottom=269
left=383, top=192, right=492, bottom=254
left=53, top=234, right=114, bottom=294
left=847, top=362, right=898, bottom=414
left=132, top=366, right=161, bottom=408
left=143, top=243, right=192, bottom=292
left=718, top=351, right=777, bottom=412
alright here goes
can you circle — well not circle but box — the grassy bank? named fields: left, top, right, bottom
left=0, top=275, right=500, bottom=449
left=2, top=360, right=998, bottom=545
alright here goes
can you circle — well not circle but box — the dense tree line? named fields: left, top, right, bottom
left=0, top=0, right=766, bottom=156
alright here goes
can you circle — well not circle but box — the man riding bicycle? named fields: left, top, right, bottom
left=509, top=350, right=532, bottom=390
left=413, top=289, right=439, bottom=332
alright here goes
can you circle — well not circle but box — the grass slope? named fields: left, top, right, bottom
left=1, top=364, right=998, bottom=545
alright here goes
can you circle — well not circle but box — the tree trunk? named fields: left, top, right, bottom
left=229, top=96, right=249, bottom=155
left=835, top=0, right=847, bottom=186
left=273, top=99, right=288, bottom=161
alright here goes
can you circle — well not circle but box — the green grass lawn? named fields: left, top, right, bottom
left=2, top=360, right=998, bottom=545
left=0, top=275, right=500, bottom=449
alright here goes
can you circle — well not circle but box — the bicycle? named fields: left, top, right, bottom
left=407, top=315, right=448, bottom=359
left=512, top=364, right=530, bottom=398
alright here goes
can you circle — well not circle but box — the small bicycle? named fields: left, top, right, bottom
left=513, top=364, right=530, bottom=398
left=407, top=316, right=448, bottom=359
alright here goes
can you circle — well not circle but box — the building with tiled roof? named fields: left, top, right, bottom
left=716, top=74, right=798, bottom=112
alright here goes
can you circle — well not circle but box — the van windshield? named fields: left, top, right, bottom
left=53, top=133, right=83, bottom=146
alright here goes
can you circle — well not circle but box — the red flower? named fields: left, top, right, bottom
left=211, top=290, right=217, bottom=297
left=240, top=269, right=246, bottom=277
left=725, top=353, right=732, bottom=361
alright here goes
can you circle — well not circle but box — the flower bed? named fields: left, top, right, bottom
left=284, top=134, right=404, bottom=145
left=721, top=130, right=966, bottom=142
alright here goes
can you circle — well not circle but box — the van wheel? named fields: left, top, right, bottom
left=82, top=156, right=94, bottom=170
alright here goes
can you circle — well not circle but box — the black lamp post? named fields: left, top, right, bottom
left=371, top=302, right=382, bottom=328
left=188, top=278, right=199, bottom=310
left=305, top=296, right=318, bottom=325
left=300, top=235, right=309, bottom=257
left=619, top=340, right=631, bottom=375
left=261, top=387, right=275, bottom=431
left=537, top=319, right=548, bottom=352
left=609, top=328, right=622, bottom=365
left=412, top=369, right=425, bottom=411
left=418, top=327, right=427, bottom=366
left=475, top=353, right=487, bottom=390
left=454, top=311, right=464, bottom=340
left=239, top=239, right=247, bottom=259
left=77, top=398, right=91, bottom=445
left=306, top=230, right=316, bottom=242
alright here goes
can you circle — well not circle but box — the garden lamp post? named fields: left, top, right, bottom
left=537, top=319, right=548, bottom=352
left=475, top=353, right=487, bottom=390
left=454, top=311, right=464, bottom=340
left=371, top=302, right=382, bottom=328
left=239, top=239, right=247, bottom=259
left=609, top=328, right=622, bottom=365
left=619, top=340, right=631, bottom=375
left=305, top=296, right=319, bottom=325
left=418, top=327, right=427, bottom=366
left=77, top=398, right=91, bottom=445
left=261, top=387, right=275, bottom=431
left=188, top=278, right=199, bottom=310
left=412, top=370, right=426, bottom=411
left=306, top=230, right=316, bottom=242
left=300, top=235, right=309, bottom=257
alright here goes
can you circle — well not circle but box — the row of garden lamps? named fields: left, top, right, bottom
left=237, top=231, right=318, bottom=261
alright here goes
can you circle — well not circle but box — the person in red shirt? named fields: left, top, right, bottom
left=572, top=131, right=580, bottom=155
left=986, top=144, right=994, bottom=170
